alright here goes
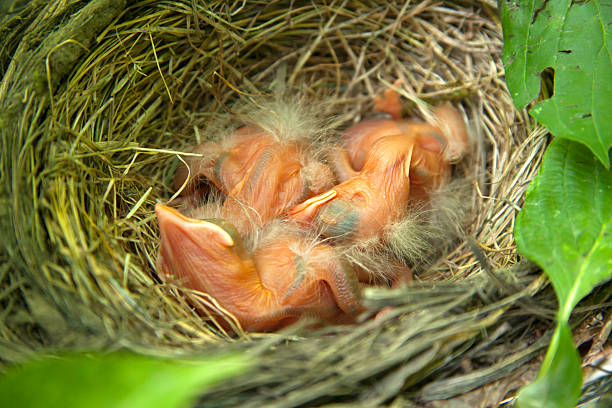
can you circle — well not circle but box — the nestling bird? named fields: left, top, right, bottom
left=290, top=100, right=467, bottom=236
left=289, top=88, right=469, bottom=284
left=172, top=123, right=335, bottom=235
left=155, top=203, right=362, bottom=332
left=156, top=87, right=470, bottom=330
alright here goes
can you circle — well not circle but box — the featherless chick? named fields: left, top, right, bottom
left=155, top=204, right=362, bottom=331
left=155, top=88, right=470, bottom=331
left=172, top=100, right=336, bottom=235
left=289, top=86, right=469, bottom=285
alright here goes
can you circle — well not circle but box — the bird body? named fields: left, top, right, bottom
left=291, top=103, right=467, bottom=241
left=173, top=124, right=334, bottom=234
left=156, top=88, right=470, bottom=331
left=298, top=133, right=415, bottom=240
left=156, top=204, right=362, bottom=332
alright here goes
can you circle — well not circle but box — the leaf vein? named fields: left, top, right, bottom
left=561, top=220, right=609, bottom=320
left=519, top=0, right=537, bottom=98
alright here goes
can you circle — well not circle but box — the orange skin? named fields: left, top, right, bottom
left=371, top=80, right=468, bottom=162
left=290, top=94, right=468, bottom=241
left=311, top=134, right=415, bottom=240
left=287, top=102, right=467, bottom=295
left=332, top=119, right=450, bottom=201
left=373, top=83, right=403, bottom=120
left=290, top=130, right=450, bottom=240
left=157, top=87, right=468, bottom=331
left=156, top=204, right=362, bottom=332
left=173, top=125, right=334, bottom=233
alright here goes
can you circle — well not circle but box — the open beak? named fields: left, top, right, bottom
left=155, top=203, right=239, bottom=286
left=287, top=190, right=337, bottom=223
left=156, top=203, right=234, bottom=246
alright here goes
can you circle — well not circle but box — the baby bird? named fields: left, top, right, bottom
left=291, top=104, right=467, bottom=235
left=156, top=88, right=470, bottom=330
left=155, top=203, right=362, bottom=331
left=289, top=91, right=469, bottom=284
left=172, top=107, right=335, bottom=235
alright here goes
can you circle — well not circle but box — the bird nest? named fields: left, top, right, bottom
left=1, top=0, right=610, bottom=406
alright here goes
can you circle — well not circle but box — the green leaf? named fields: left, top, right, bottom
left=0, top=351, right=248, bottom=408
left=514, top=138, right=612, bottom=407
left=501, top=0, right=571, bottom=108
left=515, top=138, right=612, bottom=321
left=516, top=322, right=581, bottom=408
left=501, top=0, right=612, bottom=168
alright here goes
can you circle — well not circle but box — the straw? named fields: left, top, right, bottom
left=1, top=1, right=609, bottom=406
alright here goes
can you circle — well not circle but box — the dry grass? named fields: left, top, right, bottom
left=1, top=0, right=609, bottom=406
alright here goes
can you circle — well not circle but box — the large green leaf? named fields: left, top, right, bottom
left=0, top=351, right=248, bottom=408
left=515, top=138, right=612, bottom=407
left=501, top=0, right=612, bottom=168
left=515, top=138, right=612, bottom=320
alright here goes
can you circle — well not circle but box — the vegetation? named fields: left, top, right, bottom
left=502, top=1, right=612, bottom=406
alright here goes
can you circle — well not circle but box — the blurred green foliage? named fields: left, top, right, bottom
left=0, top=351, right=248, bottom=408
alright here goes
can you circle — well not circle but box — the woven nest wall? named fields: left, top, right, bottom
left=1, top=0, right=610, bottom=406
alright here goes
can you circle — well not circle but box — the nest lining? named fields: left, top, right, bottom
left=1, top=0, right=610, bottom=406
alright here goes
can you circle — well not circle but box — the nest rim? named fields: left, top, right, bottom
left=3, top=0, right=609, bottom=406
